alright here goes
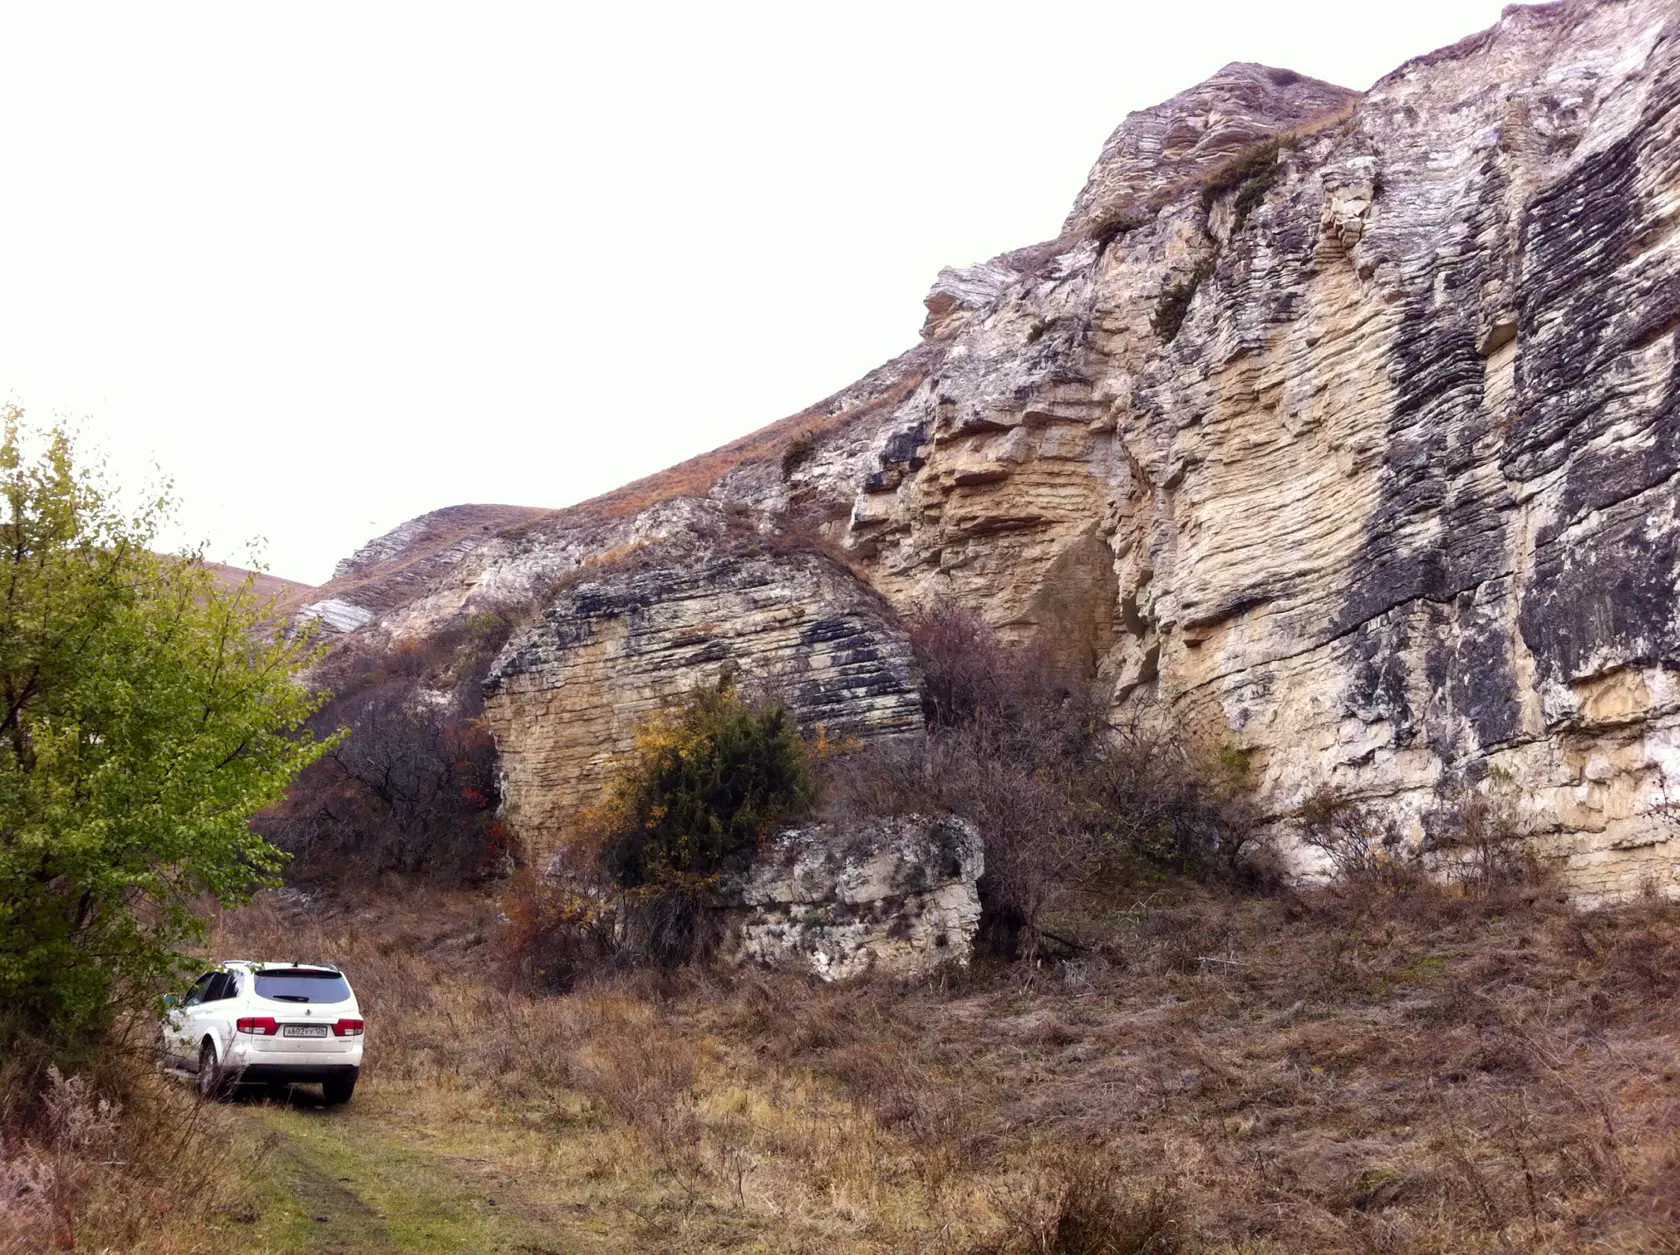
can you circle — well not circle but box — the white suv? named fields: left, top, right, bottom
left=162, top=962, right=364, bottom=1104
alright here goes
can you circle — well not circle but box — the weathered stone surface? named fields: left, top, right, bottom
left=1063, top=61, right=1359, bottom=234
left=304, top=0, right=1680, bottom=903
left=718, top=815, right=983, bottom=980
left=828, top=0, right=1680, bottom=901
left=481, top=542, right=923, bottom=866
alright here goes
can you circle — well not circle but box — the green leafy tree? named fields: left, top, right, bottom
left=0, top=411, right=331, bottom=1054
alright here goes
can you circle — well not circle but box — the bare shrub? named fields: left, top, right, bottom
left=0, top=1146, right=57, bottom=1255
left=1, top=1051, right=257, bottom=1255
left=1078, top=729, right=1261, bottom=883
left=989, top=1153, right=1187, bottom=1255
left=1297, top=785, right=1410, bottom=884
left=501, top=871, right=619, bottom=993
left=1425, top=773, right=1546, bottom=899
left=0, top=1067, right=119, bottom=1254
left=260, top=613, right=515, bottom=881
left=827, top=606, right=1261, bottom=957
left=912, top=605, right=1038, bottom=736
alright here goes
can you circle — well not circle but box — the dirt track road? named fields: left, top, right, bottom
left=233, top=1086, right=615, bottom=1255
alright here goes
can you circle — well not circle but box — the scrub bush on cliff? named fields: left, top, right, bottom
left=826, top=605, right=1260, bottom=957
left=0, top=411, right=330, bottom=1062
left=596, top=681, right=815, bottom=891
left=567, top=681, right=815, bottom=966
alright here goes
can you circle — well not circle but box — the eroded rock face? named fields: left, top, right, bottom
left=1062, top=61, right=1360, bottom=234
left=835, top=0, right=1680, bottom=901
left=481, top=543, right=923, bottom=866
left=306, top=0, right=1680, bottom=902
left=718, top=815, right=983, bottom=980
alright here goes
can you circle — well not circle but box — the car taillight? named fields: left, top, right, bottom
left=236, top=1016, right=278, bottom=1035
left=333, top=1018, right=364, bottom=1037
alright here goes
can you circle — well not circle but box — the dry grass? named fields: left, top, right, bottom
left=300, top=503, right=551, bottom=614
left=302, top=358, right=929, bottom=629
left=204, top=561, right=312, bottom=605
left=213, top=886, right=994, bottom=1252
left=0, top=1049, right=273, bottom=1254
left=539, top=367, right=926, bottom=528
left=197, top=871, right=1680, bottom=1254
left=702, top=878, right=1680, bottom=1253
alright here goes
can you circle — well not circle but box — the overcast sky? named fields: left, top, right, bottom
left=0, top=1, right=1522, bottom=584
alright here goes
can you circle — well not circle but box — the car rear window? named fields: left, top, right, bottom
left=254, top=969, right=351, bottom=1004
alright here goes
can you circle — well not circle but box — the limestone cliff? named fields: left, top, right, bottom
left=836, top=0, right=1680, bottom=900
left=717, top=815, right=984, bottom=980
left=481, top=534, right=922, bottom=862
left=305, top=0, right=1680, bottom=901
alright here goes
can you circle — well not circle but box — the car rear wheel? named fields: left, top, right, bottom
left=321, top=1073, right=356, bottom=1105
left=196, top=1041, right=227, bottom=1101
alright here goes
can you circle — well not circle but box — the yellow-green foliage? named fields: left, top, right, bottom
left=593, top=682, right=815, bottom=892
left=0, top=409, right=332, bottom=1055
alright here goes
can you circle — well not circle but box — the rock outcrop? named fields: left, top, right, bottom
left=718, top=815, right=983, bottom=980
left=482, top=540, right=923, bottom=865
left=833, top=0, right=1680, bottom=901
left=303, top=0, right=1680, bottom=902
left=1061, top=61, right=1359, bottom=234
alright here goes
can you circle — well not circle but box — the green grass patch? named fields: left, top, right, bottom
left=238, top=1098, right=576, bottom=1254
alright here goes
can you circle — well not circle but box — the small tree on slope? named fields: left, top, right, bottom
left=0, top=411, right=331, bottom=1063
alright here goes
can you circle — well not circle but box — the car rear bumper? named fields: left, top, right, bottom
left=227, top=1042, right=363, bottom=1067
left=227, top=1063, right=361, bottom=1085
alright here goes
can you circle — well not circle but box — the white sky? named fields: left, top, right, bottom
left=0, top=1, right=1521, bottom=584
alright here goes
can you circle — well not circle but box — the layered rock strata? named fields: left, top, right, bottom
left=718, top=815, right=983, bottom=980
left=482, top=543, right=923, bottom=865
left=305, top=0, right=1680, bottom=901
left=833, top=0, right=1680, bottom=900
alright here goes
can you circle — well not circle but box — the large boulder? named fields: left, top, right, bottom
left=718, top=814, right=984, bottom=981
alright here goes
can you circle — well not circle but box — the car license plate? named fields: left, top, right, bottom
left=283, top=1025, right=329, bottom=1038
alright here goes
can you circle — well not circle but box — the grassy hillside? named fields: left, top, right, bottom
left=297, top=350, right=932, bottom=625
left=161, top=872, right=1680, bottom=1255
left=204, top=561, right=314, bottom=610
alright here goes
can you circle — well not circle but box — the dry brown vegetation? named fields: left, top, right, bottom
left=552, top=360, right=926, bottom=529
left=304, top=358, right=930, bottom=624
left=204, top=562, right=312, bottom=607
left=258, top=612, right=516, bottom=881
left=14, top=624, right=1675, bottom=1251
left=826, top=606, right=1263, bottom=960
left=298, top=503, right=550, bottom=614
left=191, top=867, right=1680, bottom=1254
left=0, top=1031, right=274, bottom=1253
